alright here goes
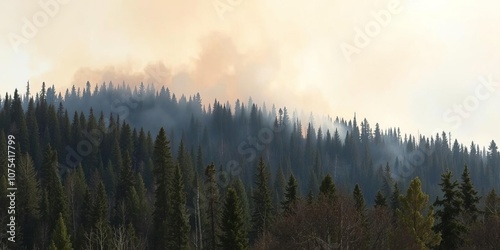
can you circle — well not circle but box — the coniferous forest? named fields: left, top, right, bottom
left=1, top=81, right=500, bottom=249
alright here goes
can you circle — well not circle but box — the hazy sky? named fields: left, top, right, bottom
left=1, top=0, right=499, bottom=147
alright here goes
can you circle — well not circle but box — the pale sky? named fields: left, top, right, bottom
left=1, top=0, right=499, bottom=147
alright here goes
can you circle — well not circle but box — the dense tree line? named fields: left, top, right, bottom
left=0, top=82, right=499, bottom=249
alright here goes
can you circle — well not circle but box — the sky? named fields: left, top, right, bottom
left=1, top=0, right=499, bottom=148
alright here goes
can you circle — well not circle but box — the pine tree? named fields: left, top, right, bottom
left=233, top=178, right=251, bottom=232
left=485, top=189, right=500, bottom=218
left=281, top=174, right=299, bottom=214
left=273, top=165, right=286, bottom=212
left=166, top=165, right=190, bottom=250
left=177, top=139, right=195, bottom=196
left=219, top=188, right=248, bottom=250
left=391, top=183, right=401, bottom=218
left=319, top=174, right=336, bottom=201
left=92, top=181, right=109, bottom=228
left=17, top=154, right=40, bottom=248
left=374, top=190, right=387, bottom=208
left=205, top=163, right=220, bottom=250
left=251, top=157, right=273, bottom=239
left=114, top=152, right=135, bottom=226
left=459, top=165, right=480, bottom=222
left=353, top=184, right=366, bottom=214
left=397, top=177, right=441, bottom=249
left=434, top=170, right=466, bottom=249
left=51, top=213, right=73, bottom=250
left=41, top=146, right=69, bottom=232
left=152, top=127, right=175, bottom=248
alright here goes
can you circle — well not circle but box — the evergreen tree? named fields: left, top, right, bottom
left=152, top=127, right=175, bottom=248
left=353, top=184, right=366, bottom=214
left=219, top=188, right=248, bottom=250
left=51, top=213, right=73, bottom=250
left=319, top=174, right=336, bottom=201
left=391, top=183, right=401, bottom=217
left=434, top=170, right=466, bottom=249
left=114, top=152, right=135, bottom=226
left=273, top=165, right=286, bottom=212
left=281, top=174, right=299, bottom=214
left=374, top=190, right=387, bottom=208
left=397, top=177, right=441, bottom=249
left=205, top=163, right=220, bottom=250
left=41, top=146, right=69, bottom=232
left=251, top=157, right=273, bottom=239
left=233, top=178, right=251, bottom=232
left=484, top=189, right=500, bottom=218
left=459, top=165, right=480, bottom=222
left=17, top=154, right=40, bottom=248
left=166, top=165, right=190, bottom=249
left=177, top=139, right=195, bottom=196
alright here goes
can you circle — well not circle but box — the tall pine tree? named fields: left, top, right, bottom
left=434, top=170, right=466, bottom=249
left=219, top=188, right=248, bottom=250
left=397, top=177, right=441, bottom=249
left=251, top=157, right=273, bottom=239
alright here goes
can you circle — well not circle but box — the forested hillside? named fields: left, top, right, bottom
left=1, top=81, right=499, bottom=249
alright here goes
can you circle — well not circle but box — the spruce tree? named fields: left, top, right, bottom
left=166, top=165, right=190, bottom=250
left=281, top=174, right=299, bottom=214
left=219, top=188, right=248, bottom=250
left=251, top=157, right=273, bottom=239
left=374, top=190, right=387, bottom=208
left=17, top=154, right=40, bottom=248
left=353, top=184, right=366, bottom=214
left=319, top=174, right=336, bottom=201
left=434, top=170, right=466, bottom=249
left=397, top=177, right=441, bottom=249
left=41, top=146, right=69, bottom=232
left=233, top=178, right=251, bottom=232
left=459, top=165, right=480, bottom=222
left=51, top=213, right=73, bottom=250
left=152, top=127, right=175, bottom=248
left=485, top=189, right=500, bottom=218
left=205, top=163, right=220, bottom=250
left=114, top=152, right=135, bottom=226
left=390, top=183, right=401, bottom=218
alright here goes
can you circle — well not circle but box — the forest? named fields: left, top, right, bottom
left=1, top=81, right=499, bottom=249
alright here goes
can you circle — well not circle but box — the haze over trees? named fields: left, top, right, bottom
left=0, top=81, right=499, bottom=249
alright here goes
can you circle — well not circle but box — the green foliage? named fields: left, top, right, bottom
left=281, top=174, right=299, bottom=214
left=397, top=177, right=441, bottom=249
left=219, top=188, right=248, bottom=250
left=391, top=183, right=401, bottom=217
left=166, top=165, right=190, bottom=249
left=251, top=157, right=274, bottom=238
left=485, top=189, right=500, bottom=218
left=319, top=174, right=336, bottom=201
left=205, top=163, right=221, bottom=250
left=434, top=170, right=466, bottom=249
left=374, top=190, right=387, bottom=208
left=234, top=178, right=251, bottom=232
left=17, top=154, right=40, bottom=248
left=51, top=213, right=73, bottom=250
left=460, top=165, right=480, bottom=222
left=353, top=184, right=366, bottom=213
left=152, top=127, right=175, bottom=248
